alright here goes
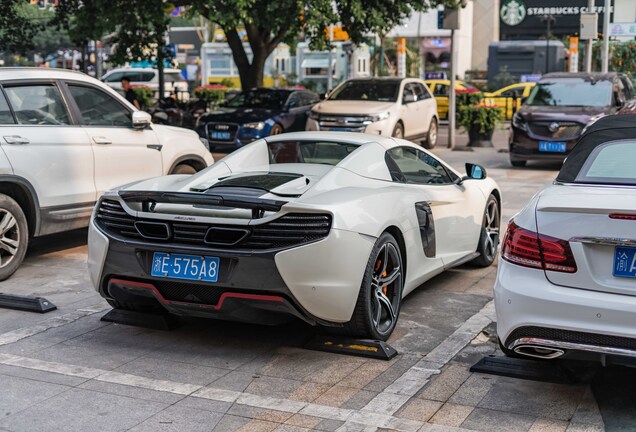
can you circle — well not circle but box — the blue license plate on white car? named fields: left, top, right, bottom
left=538, top=141, right=567, bottom=153
left=613, top=246, right=636, bottom=278
left=210, top=131, right=231, bottom=140
left=151, top=252, right=220, bottom=282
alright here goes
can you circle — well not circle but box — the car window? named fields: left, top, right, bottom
left=286, top=93, right=301, bottom=109
left=301, top=92, right=319, bottom=106
left=526, top=79, right=612, bottom=107
left=574, top=140, right=636, bottom=185
left=433, top=84, right=448, bottom=97
left=0, top=90, right=15, bottom=125
left=501, top=87, right=523, bottom=98
left=328, top=80, right=400, bottom=102
left=387, top=147, right=453, bottom=185
left=68, top=85, right=132, bottom=127
left=403, top=83, right=416, bottom=103
left=4, top=84, right=71, bottom=125
left=103, top=72, right=124, bottom=83
left=415, top=83, right=431, bottom=100
left=268, top=140, right=358, bottom=165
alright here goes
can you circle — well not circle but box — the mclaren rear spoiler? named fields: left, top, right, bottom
left=118, top=191, right=287, bottom=218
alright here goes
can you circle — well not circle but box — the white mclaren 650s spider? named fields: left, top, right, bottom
left=88, top=132, right=501, bottom=340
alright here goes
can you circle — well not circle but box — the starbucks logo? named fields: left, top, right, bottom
left=501, top=0, right=526, bottom=26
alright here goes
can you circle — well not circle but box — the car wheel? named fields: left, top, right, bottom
left=270, top=123, right=284, bottom=135
left=510, top=159, right=527, bottom=167
left=470, top=194, right=500, bottom=268
left=342, top=232, right=404, bottom=341
left=0, top=194, right=28, bottom=281
left=170, top=164, right=197, bottom=175
left=391, top=122, right=404, bottom=139
left=421, top=118, right=438, bottom=149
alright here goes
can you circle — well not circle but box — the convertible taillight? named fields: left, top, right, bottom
left=501, top=221, right=577, bottom=273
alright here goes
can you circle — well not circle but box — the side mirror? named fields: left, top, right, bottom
left=132, top=111, right=152, bottom=129
left=454, top=163, right=487, bottom=185
left=466, top=163, right=487, bottom=179
left=403, top=93, right=416, bottom=104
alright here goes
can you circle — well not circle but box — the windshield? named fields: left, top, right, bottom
left=268, top=141, right=358, bottom=165
left=526, top=80, right=612, bottom=107
left=223, top=90, right=288, bottom=110
left=328, top=80, right=400, bottom=102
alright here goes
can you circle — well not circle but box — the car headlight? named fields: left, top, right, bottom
left=309, top=110, right=320, bottom=120
left=511, top=112, right=527, bottom=131
left=243, top=122, right=265, bottom=130
left=199, top=137, right=210, bottom=151
left=363, top=112, right=390, bottom=124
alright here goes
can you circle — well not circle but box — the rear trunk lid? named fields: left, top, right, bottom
left=535, top=184, right=636, bottom=296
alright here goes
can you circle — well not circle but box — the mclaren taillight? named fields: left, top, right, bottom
left=501, top=221, right=577, bottom=273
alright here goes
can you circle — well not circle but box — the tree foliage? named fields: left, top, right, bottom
left=0, top=0, right=40, bottom=55
left=55, top=0, right=466, bottom=88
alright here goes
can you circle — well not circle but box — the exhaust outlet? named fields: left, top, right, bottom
left=513, top=344, right=565, bottom=359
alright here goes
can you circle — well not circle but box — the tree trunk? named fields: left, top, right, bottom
left=225, top=27, right=275, bottom=89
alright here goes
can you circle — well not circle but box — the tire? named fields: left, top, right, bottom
left=421, top=118, right=438, bottom=149
left=391, top=122, right=404, bottom=139
left=0, top=194, right=28, bottom=281
left=270, top=123, right=284, bottom=135
left=341, top=232, right=404, bottom=341
left=170, top=164, right=197, bottom=175
left=510, top=159, right=527, bottom=167
left=470, top=194, right=500, bottom=268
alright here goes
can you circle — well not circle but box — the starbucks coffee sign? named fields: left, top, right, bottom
left=501, top=0, right=527, bottom=26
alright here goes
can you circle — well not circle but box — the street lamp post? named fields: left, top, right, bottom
left=540, top=14, right=556, bottom=74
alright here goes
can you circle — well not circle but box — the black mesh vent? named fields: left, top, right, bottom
left=95, top=200, right=331, bottom=251
left=505, top=326, right=636, bottom=350
left=154, top=280, right=225, bottom=305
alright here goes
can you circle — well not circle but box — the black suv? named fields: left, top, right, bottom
left=509, top=72, right=636, bottom=167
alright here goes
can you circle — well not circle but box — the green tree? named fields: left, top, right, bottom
left=182, top=0, right=464, bottom=88
left=56, top=0, right=464, bottom=89
left=56, top=0, right=172, bottom=95
left=0, top=1, right=40, bottom=57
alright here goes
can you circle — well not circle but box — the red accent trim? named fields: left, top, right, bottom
left=107, top=278, right=285, bottom=310
left=213, top=292, right=285, bottom=311
left=609, top=214, right=636, bottom=220
left=109, top=278, right=172, bottom=305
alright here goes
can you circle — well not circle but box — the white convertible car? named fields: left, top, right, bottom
left=88, top=132, right=500, bottom=340
left=495, top=114, right=636, bottom=362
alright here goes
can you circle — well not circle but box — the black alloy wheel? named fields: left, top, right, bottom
left=342, top=232, right=404, bottom=340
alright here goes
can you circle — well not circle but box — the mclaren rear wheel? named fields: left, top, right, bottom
left=470, top=194, right=500, bottom=268
left=342, top=232, right=404, bottom=341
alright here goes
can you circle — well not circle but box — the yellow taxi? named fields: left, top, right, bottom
left=424, top=80, right=478, bottom=120
left=483, top=82, right=536, bottom=119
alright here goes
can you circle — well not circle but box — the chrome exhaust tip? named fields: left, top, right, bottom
left=513, top=344, right=565, bottom=359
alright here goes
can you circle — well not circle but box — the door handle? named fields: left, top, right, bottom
left=3, top=135, right=29, bottom=145
left=92, top=136, right=112, bottom=145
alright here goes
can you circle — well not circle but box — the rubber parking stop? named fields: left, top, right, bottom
left=101, top=308, right=180, bottom=331
left=304, top=335, right=398, bottom=360
left=0, top=293, right=57, bottom=313
left=470, top=355, right=579, bottom=384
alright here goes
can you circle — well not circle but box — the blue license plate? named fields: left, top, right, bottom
left=210, top=131, right=231, bottom=140
left=613, top=247, right=636, bottom=278
left=151, top=252, right=219, bottom=282
left=538, top=141, right=567, bottom=153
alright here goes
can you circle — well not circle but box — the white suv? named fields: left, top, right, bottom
left=0, top=68, right=213, bottom=280
left=102, top=67, right=189, bottom=99
left=306, top=78, right=439, bottom=148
